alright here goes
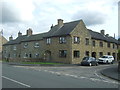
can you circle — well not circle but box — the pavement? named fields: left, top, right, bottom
left=101, top=65, right=120, bottom=81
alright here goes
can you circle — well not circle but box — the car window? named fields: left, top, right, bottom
left=83, top=57, right=89, bottom=61
left=101, top=56, right=108, bottom=58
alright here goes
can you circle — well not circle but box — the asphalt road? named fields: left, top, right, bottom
left=2, top=63, right=119, bottom=88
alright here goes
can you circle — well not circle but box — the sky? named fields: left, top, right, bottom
left=0, top=0, right=119, bottom=40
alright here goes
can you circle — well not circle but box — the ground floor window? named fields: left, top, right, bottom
left=35, top=53, right=39, bottom=58
left=85, top=51, right=89, bottom=56
left=99, top=52, right=103, bottom=57
left=74, top=51, right=80, bottom=58
left=108, top=52, right=111, bottom=55
left=59, top=50, right=67, bottom=58
left=29, top=53, right=32, bottom=58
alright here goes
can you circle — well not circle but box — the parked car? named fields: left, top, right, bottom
left=81, top=57, right=98, bottom=66
left=98, top=55, right=114, bottom=64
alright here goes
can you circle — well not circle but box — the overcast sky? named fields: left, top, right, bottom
left=0, top=0, right=119, bottom=40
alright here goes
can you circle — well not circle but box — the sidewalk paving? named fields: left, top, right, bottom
left=101, top=65, right=120, bottom=81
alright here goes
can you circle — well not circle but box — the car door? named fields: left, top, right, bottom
left=91, top=57, right=96, bottom=65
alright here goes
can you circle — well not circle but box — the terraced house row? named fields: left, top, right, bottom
left=3, top=19, right=120, bottom=64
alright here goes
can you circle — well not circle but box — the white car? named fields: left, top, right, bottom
left=98, top=55, right=114, bottom=64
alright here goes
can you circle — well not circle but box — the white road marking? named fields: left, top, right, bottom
left=2, top=76, right=31, bottom=88
left=94, top=69, right=119, bottom=84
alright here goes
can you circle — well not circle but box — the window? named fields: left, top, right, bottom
left=59, top=37, right=66, bottom=44
left=85, top=38, right=89, bottom=45
left=74, top=37, right=80, bottom=44
left=35, top=53, right=39, bottom=58
left=99, top=42, right=103, bottom=47
left=59, top=50, right=67, bottom=58
left=46, top=38, right=51, bottom=44
left=13, top=46, right=17, bottom=50
left=92, top=41, right=95, bottom=47
left=85, top=51, right=89, bottom=56
left=99, top=52, right=103, bottom=57
left=24, top=53, right=28, bottom=58
left=34, top=42, right=39, bottom=48
left=113, top=43, right=115, bottom=49
left=108, top=52, right=111, bottom=55
left=29, top=53, right=32, bottom=58
left=74, top=51, right=80, bottom=58
left=24, top=43, right=28, bottom=48
left=107, top=42, right=110, bottom=48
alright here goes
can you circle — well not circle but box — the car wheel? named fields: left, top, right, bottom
left=106, top=61, right=109, bottom=64
left=89, top=63, right=92, bottom=66
left=96, top=63, right=98, bottom=66
left=111, top=61, right=113, bottom=64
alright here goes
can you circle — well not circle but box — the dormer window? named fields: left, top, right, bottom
left=34, top=42, right=39, bottom=48
left=46, top=38, right=51, bottom=44
left=74, top=36, right=80, bottom=44
left=59, top=37, right=66, bottom=44
left=24, top=43, right=28, bottom=48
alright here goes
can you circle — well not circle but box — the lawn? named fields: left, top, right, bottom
left=21, top=62, right=63, bottom=65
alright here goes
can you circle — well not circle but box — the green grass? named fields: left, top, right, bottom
left=21, top=62, right=63, bottom=65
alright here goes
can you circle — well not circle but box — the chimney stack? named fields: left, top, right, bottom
left=9, top=35, right=13, bottom=41
left=106, top=34, right=109, bottom=37
left=18, top=31, right=22, bottom=37
left=100, top=30, right=105, bottom=35
left=27, top=28, right=33, bottom=36
left=58, top=19, right=64, bottom=27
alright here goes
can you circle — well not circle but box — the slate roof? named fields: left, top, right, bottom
left=44, top=20, right=81, bottom=37
left=88, top=29, right=118, bottom=44
left=21, top=32, right=47, bottom=42
left=3, top=35, right=27, bottom=45
left=3, top=19, right=119, bottom=45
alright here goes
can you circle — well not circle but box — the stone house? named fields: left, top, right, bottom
left=0, top=35, right=8, bottom=60
left=3, top=19, right=119, bottom=64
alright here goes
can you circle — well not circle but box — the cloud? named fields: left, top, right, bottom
left=72, top=10, right=107, bottom=26
left=0, top=0, right=35, bottom=23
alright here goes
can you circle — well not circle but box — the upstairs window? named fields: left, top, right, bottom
left=99, top=42, right=103, bottom=47
left=74, top=37, right=80, bottom=44
left=24, top=43, right=28, bottom=48
left=59, top=50, right=67, bottom=58
left=85, top=38, right=89, bottom=45
left=34, top=42, right=39, bottom=48
left=59, top=37, right=66, bottom=44
left=46, top=38, right=51, bottom=44
left=92, top=41, right=95, bottom=47
left=113, top=43, right=115, bottom=49
left=74, top=51, right=80, bottom=58
left=13, top=46, right=17, bottom=50
left=107, top=42, right=111, bottom=48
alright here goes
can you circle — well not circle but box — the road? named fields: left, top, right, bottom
left=2, top=63, right=119, bottom=88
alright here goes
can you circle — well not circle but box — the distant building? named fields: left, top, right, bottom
left=3, top=19, right=119, bottom=64
left=0, top=35, right=8, bottom=60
